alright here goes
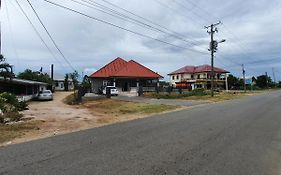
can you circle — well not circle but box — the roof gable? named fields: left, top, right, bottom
left=168, top=64, right=229, bottom=75
left=90, top=58, right=162, bottom=78
left=90, top=57, right=127, bottom=78
left=113, top=60, right=162, bottom=78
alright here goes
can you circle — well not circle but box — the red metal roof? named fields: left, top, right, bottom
left=168, top=64, right=229, bottom=75
left=90, top=58, right=162, bottom=78
left=90, top=57, right=127, bottom=78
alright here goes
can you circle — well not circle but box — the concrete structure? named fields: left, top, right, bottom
left=168, top=65, right=229, bottom=90
left=90, top=57, right=162, bottom=95
left=53, top=75, right=74, bottom=91
left=0, top=77, right=48, bottom=101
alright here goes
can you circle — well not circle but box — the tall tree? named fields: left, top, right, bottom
left=227, top=74, right=239, bottom=89
left=0, top=54, right=14, bottom=80
left=64, top=73, right=69, bottom=91
left=17, top=69, right=52, bottom=84
left=69, top=71, right=79, bottom=90
left=256, top=75, right=272, bottom=88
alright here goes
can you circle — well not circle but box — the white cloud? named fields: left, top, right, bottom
left=1, top=0, right=281, bottom=81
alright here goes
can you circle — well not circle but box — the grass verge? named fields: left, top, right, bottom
left=83, top=99, right=178, bottom=123
left=0, top=121, right=43, bottom=144
left=145, top=91, right=255, bottom=102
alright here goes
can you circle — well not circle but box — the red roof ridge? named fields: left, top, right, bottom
left=90, top=57, right=127, bottom=78
left=168, top=64, right=229, bottom=75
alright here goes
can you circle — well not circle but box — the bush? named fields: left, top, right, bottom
left=0, top=92, right=27, bottom=124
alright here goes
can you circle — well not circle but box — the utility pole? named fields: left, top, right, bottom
left=265, top=72, right=268, bottom=89
left=242, top=64, right=246, bottom=92
left=272, top=67, right=276, bottom=83
left=0, top=0, right=2, bottom=54
left=205, top=21, right=225, bottom=97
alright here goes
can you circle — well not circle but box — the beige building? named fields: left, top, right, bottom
left=168, top=65, right=229, bottom=90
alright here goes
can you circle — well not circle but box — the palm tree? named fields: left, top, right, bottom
left=0, top=54, right=14, bottom=80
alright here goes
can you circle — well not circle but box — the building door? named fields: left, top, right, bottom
left=124, top=82, right=130, bottom=91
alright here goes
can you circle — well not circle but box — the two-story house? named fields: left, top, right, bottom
left=168, top=65, right=229, bottom=90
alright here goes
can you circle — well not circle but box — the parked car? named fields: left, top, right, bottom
left=102, top=86, right=119, bottom=96
left=37, top=90, right=53, bottom=100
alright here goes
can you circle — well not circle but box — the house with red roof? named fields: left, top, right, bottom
left=168, top=65, right=229, bottom=90
left=90, top=57, right=162, bottom=94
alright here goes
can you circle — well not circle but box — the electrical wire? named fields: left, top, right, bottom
left=14, top=0, right=65, bottom=68
left=42, top=0, right=208, bottom=55
left=98, top=0, right=202, bottom=46
left=26, top=0, right=76, bottom=71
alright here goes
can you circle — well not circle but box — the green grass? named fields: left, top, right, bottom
left=145, top=91, right=256, bottom=102
left=119, top=103, right=177, bottom=114
left=0, top=121, right=42, bottom=144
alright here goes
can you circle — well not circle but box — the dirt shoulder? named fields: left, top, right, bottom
left=0, top=92, right=181, bottom=146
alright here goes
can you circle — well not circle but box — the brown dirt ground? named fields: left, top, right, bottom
left=1, top=92, right=183, bottom=146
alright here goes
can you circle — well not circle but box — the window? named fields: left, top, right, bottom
left=176, top=75, right=179, bottom=80
left=172, top=76, right=175, bottom=80
left=197, top=75, right=200, bottom=79
left=103, top=80, right=109, bottom=86
left=60, top=83, right=64, bottom=88
left=55, top=82, right=59, bottom=87
left=191, top=74, right=194, bottom=79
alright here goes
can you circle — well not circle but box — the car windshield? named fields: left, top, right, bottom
left=42, top=90, right=51, bottom=94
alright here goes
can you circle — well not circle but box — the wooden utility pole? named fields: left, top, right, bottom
left=205, top=21, right=222, bottom=97
left=242, top=64, right=246, bottom=92
left=265, top=72, right=268, bottom=89
left=272, top=67, right=276, bottom=83
left=0, top=0, right=2, bottom=54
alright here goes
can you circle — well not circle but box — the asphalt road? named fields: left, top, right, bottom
left=1, top=91, right=281, bottom=175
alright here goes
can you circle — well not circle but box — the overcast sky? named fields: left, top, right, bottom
left=1, top=0, right=281, bottom=81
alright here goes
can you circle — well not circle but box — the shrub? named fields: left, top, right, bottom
left=0, top=92, right=27, bottom=124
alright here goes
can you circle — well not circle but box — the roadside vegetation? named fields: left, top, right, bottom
left=0, top=92, right=28, bottom=124
left=82, top=99, right=178, bottom=123
left=145, top=89, right=255, bottom=102
left=0, top=120, right=43, bottom=144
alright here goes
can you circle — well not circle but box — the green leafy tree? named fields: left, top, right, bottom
left=227, top=74, right=239, bottom=89
left=69, top=71, right=79, bottom=90
left=82, top=75, right=91, bottom=89
left=256, top=75, right=272, bottom=88
left=64, top=73, right=69, bottom=91
left=0, top=54, right=14, bottom=80
left=17, top=69, right=52, bottom=84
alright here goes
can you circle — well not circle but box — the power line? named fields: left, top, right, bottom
left=26, top=0, right=76, bottom=71
left=4, top=0, right=20, bottom=68
left=13, top=0, right=64, bottom=68
left=42, top=0, right=208, bottom=54
left=98, top=0, right=202, bottom=46
left=77, top=0, right=203, bottom=48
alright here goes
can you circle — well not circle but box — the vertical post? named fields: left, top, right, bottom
left=205, top=21, right=222, bottom=97
left=272, top=67, right=276, bottom=83
left=242, top=64, right=246, bottom=92
left=225, top=73, right=229, bottom=92
left=265, top=72, right=268, bottom=89
left=0, top=0, right=2, bottom=54
left=51, top=64, right=54, bottom=80
left=210, top=24, right=214, bottom=97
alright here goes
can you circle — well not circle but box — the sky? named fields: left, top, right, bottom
left=1, top=0, right=281, bottom=81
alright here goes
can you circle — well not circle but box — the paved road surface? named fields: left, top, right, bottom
left=1, top=91, right=281, bottom=175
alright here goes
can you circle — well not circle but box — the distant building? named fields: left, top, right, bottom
left=53, top=75, right=74, bottom=91
left=0, top=77, right=48, bottom=101
left=89, top=57, right=162, bottom=94
left=168, top=65, right=229, bottom=90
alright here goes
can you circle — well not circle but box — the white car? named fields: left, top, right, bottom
left=102, top=86, right=119, bottom=96
left=37, top=90, right=53, bottom=100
